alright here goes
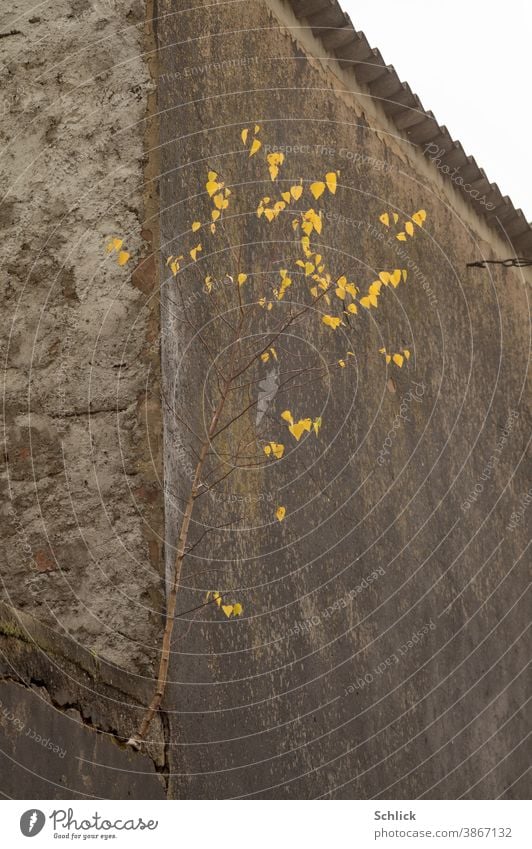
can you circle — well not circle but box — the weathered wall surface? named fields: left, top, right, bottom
left=157, top=0, right=530, bottom=799
left=0, top=0, right=164, bottom=673
left=0, top=0, right=166, bottom=798
left=0, top=602, right=166, bottom=797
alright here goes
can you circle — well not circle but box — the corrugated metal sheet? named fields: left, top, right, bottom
left=286, top=0, right=532, bottom=253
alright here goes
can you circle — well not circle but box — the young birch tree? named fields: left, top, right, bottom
left=125, top=125, right=426, bottom=749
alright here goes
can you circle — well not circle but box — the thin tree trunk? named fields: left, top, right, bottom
left=127, top=380, right=231, bottom=749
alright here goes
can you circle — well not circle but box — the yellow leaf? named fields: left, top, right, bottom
left=169, top=259, right=179, bottom=276
left=379, top=347, right=387, bottom=354
left=345, top=283, right=357, bottom=298
left=310, top=181, right=325, bottom=200
left=281, top=191, right=291, bottom=203
left=412, top=209, right=427, bottom=226
left=206, top=180, right=219, bottom=197
left=106, top=237, right=123, bottom=253
left=322, top=315, right=342, bottom=330
left=325, top=171, right=337, bottom=194
left=278, top=276, right=291, bottom=299
left=393, top=353, right=404, bottom=368
left=300, top=236, right=312, bottom=256
left=396, top=232, right=407, bottom=241
left=237, top=273, right=248, bottom=286
left=270, top=346, right=278, bottom=360
left=393, top=213, right=399, bottom=224
left=379, top=271, right=391, bottom=285
left=208, top=170, right=218, bottom=181
left=379, top=213, right=389, bottom=227
left=254, top=124, right=260, bottom=134
left=211, top=209, right=221, bottom=222
left=313, top=417, right=322, bottom=436
left=210, top=223, right=216, bottom=234
left=222, top=604, right=234, bottom=618
left=290, top=184, right=303, bottom=201
left=241, top=128, right=248, bottom=144
left=369, top=280, right=382, bottom=297
left=269, top=164, right=279, bottom=181
left=117, top=251, right=130, bottom=266
left=405, top=221, right=414, bottom=237
left=190, top=244, right=202, bottom=261
left=261, top=352, right=270, bottom=363
left=281, top=410, right=294, bottom=424
left=264, top=208, right=275, bottom=222
left=289, top=418, right=312, bottom=440
left=347, top=303, right=357, bottom=314
left=275, top=506, right=286, bottom=522
left=191, top=221, right=201, bottom=232
left=213, top=192, right=228, bottom=210
left=309, top=210, right=322, bottom=234
left=390, top=268, right=401, bottom=287
left=386, top=355, right=391, bottom=364
left=264, top=442, right=284, bottom=459
left=360, top=294, right=378, bottom=309
left=402, top=269, right=408, bottom=282
left=249, top=138, right=261, bottom=157
left=204, top=275, right=213, bottom=293
left=233, top=602, right=243, bottom=616
left=338, top=359, right=346, bottom=368
left=403, top=349, right=410, bottom=360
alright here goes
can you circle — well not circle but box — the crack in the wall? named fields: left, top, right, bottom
left=1, top=674, right=133, bottom=754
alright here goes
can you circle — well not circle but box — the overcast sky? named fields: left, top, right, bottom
left=340, top=0, right=531, bottom=220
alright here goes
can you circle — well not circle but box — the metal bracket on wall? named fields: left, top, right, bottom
left=466, top=258, right=532, bottom=269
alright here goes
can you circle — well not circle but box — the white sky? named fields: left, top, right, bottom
left=339, top=0, right=531, bottom=220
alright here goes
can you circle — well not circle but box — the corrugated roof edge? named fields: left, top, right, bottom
left=285, top=0, right=532, bottom=254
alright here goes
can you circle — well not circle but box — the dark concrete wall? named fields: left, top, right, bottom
left=156, top=0, right=530, bottom=799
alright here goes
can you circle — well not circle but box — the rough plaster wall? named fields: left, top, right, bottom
left=0, top=0, right=164, bottom=674
left=157, top=0, right=530, bottom=799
